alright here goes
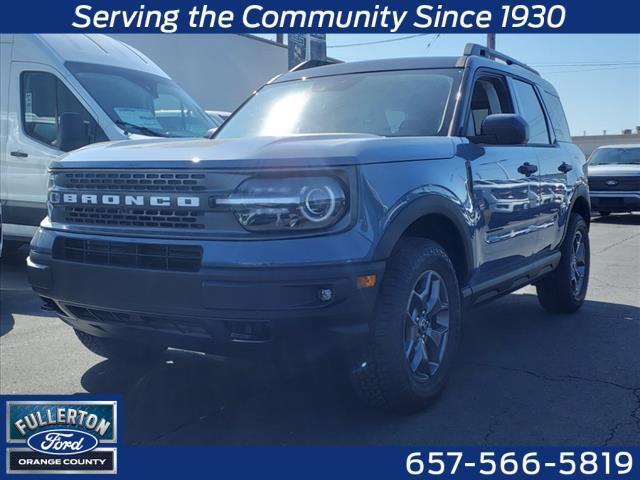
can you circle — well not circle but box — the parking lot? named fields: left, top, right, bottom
left=1, top=215, right=639, bottom=446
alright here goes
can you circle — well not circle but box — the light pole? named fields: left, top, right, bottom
left=487, top=33, right=496, bottom=50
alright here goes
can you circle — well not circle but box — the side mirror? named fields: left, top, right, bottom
left=57, top=112, right=90, bottom=152
left=478, top=114, right=529, bottom=145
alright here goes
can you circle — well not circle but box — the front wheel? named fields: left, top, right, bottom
left=536, top=213, right=590, bottom=313
left=351, top=238, right=462, bottom=412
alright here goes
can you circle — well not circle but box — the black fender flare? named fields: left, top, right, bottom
left=560, top=183, right=591, bottom=244
left=372, top=195, right=475, bottom=282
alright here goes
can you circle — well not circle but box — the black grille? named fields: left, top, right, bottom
left=589, top=176, right=640, bottom=191
left=58, top=172, right=207, bottom=192
left=62, top=206, right=205, bottom=229
left=64, top=305, right=209, bottom=337
left=53, top=237, right=202, bottom=272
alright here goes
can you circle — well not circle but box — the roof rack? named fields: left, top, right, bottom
left=289, top=58, right=342, bottom=72
left=462, top=43, right=539, bottom=75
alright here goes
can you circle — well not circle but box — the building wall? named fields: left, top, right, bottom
left=111, top=34, right=288, bottom=112
left=572, top=134, right=640, bottom=157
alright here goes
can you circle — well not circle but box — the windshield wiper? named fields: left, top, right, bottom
left=115, top=120, right=167, bottom=138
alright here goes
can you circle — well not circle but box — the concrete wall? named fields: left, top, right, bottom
left=572, top=134, right=640, bottom=157
left=111, top=34, right=288, bottom=112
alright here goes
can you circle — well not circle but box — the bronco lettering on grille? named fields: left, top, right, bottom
left=49, top=192, right=200, bottom=207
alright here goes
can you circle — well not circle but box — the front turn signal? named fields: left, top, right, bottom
left=357, top=274, right=377, bottom=289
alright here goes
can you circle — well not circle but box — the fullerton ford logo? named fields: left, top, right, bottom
left=6, top=400, right=118, bottom=474
left=49, top=191, right=200, bottom=207
left=26, top=429, right=99, bottom=455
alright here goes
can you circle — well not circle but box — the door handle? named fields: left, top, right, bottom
left=558, top=162, right=573, bottom=173
left=10, top=151, right=28, bottom=158
left=517, top=162, right=538, bottom=177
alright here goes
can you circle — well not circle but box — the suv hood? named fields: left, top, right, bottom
left=588, top=164, right=640, bottom=176
left=51, top=134, right=457, bottom=169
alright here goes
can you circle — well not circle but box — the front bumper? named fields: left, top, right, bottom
left=589, top=191, right=640, bottom=212
left=28, top=228, right=384, bottom=356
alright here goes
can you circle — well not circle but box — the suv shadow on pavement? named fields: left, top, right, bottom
left=0, top=247, right=36, bottom=337
left=79, top=293, right=640, bottom=446
left=0, top=304, right=14, bottom=337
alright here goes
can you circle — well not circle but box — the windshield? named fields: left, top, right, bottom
left=215, top=69, right=459, bottom=139
left=67, top=62, right=214, bottom=138
left=590, top=147, right=640, bottom=165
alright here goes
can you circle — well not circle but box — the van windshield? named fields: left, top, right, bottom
left=215, top=69, right=459, bottom=139
left=66, top=62, right=214, bottom=138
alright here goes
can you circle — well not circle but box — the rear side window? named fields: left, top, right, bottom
left=511, top=79, right=551, bottom=145
left=21, top=71, right=106, bottom=149
left=541, top=91, right=571, bottom=142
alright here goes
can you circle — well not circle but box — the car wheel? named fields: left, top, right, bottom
left=599, top=211, right=610, bottom=217
left=75, top=330, right=166, bottom=362
left=351, top=238, right=461, bottom=412
left=536, top=213, right=590, bottom=313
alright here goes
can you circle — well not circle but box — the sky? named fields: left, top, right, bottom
left=264, top=34, right=640, bottom=137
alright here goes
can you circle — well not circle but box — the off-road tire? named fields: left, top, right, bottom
left=351, top=238, right=462, bottom=412
left=536, top=213, right=590, bottom=313
left=75, top=329, right=166, bottom=362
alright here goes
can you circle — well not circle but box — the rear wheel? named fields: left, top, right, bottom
left=75, top=330, right=166, bottom=362
left=351, top=238, right=461, bottom=412
left=536, top=213, right=590, bottom=313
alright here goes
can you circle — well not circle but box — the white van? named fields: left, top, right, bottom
left=0, top=34, right=215, bottom=250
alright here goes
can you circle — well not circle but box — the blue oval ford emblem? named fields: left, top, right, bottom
left=27, top=429, right=98, bottom=456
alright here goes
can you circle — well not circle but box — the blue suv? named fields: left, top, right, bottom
left=28, top=44, right=590, bottom=411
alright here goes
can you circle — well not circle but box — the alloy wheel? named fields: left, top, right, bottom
left=404, top=270, right=450, bottom=380
left=570, top=230, right=587, bottom=297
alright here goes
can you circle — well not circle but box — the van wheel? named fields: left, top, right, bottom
left=351, top=238, right=461, bottom=412
left=536, top=213, right=590, bottom=313
left=75, top=330, right=166, bottom=362
left=1, top=240, right=26, bottom=255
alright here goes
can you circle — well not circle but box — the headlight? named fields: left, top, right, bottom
left=218, top=176, right=347, bottom=232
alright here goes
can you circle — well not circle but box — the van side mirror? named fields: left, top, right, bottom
left=57, top=112, right=90, bottom=152
left=475, top=114, right=529, bottom=145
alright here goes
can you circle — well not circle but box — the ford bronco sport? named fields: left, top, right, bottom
left=28, top=44, right=590, bottom=411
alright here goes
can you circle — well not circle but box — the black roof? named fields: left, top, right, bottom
left=274, top=56, right=461, bottom=83
left=272, top=43, right=556, bottom=94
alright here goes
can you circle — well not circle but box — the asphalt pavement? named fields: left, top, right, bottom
left=1, top=215, right=639, bottom=446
